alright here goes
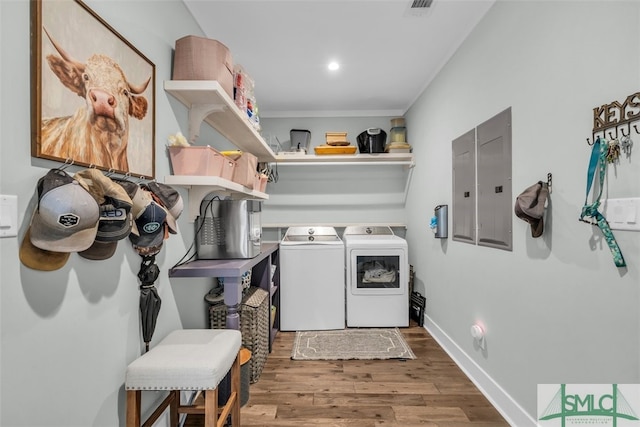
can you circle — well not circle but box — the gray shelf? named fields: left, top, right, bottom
left=169, top=243, right=280, bottom=350
left=169, top=243, right=278, bottom=278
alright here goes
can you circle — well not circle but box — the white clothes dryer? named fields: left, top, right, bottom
left=280, top=226, right=345, bottom=331
left=343, top=226, right=409, bottom=327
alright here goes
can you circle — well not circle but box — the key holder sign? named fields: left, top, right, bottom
left=589, top=91, right=640, bottom=145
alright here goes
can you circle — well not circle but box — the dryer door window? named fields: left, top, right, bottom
left=350, top=248, right=406, bottom=295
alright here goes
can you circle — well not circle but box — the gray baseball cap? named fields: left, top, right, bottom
left=75, top=169, right=133, bottom=260
left=29, top=169, right=100, bottom=252
left=145, top=181, right=184, bottom=222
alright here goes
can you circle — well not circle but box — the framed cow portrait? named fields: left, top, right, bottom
left=31, top=0, right=156, bottom=179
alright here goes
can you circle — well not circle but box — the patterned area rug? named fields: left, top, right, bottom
left=291, top=328, right=416, bottom=360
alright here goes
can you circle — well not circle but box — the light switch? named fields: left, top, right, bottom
left=603, top=198, right=640, bottom=231
left=0, top=195, right=18, bottom=238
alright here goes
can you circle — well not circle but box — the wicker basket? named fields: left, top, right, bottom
left=210, top=286, right=269, bottom=383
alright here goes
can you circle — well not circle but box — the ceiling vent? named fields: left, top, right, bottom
left=411, top=0, right=433, bottom=8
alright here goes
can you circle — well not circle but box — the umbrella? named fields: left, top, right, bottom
left=137, top=255, right=161, bottom=352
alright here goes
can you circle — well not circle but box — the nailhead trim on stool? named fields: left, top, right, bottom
left=125, top=329, right=242, bottom=427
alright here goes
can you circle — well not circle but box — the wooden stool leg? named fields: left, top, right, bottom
left=126, top=390, right=141, bottom=427
left=169, top=391, right=179, bottom=427
left=204, top=388, right=219, bottom=427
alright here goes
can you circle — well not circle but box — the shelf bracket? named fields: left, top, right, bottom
left=405, top=159, right=416, bottom=170
left=183, top=185, right=232, bottom=222
left=188, top=103, right=227, bottom=142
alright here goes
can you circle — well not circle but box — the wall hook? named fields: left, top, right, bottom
left=57, top=158, right=74, bottom=171
left=547, top=172, right=552, bottom=194
left=620, top=126, right=629, bottom=137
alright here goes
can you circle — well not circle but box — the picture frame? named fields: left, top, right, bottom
left=31, top=0, right=156, bottom=179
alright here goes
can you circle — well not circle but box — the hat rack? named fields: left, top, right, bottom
left=587, top=91, right=640, bottom=146
left=587, top=121, right=640, bottom=146
left=546, top=172, right=552, bottom=194
left=54, top=157, right=153, bottom=183
left=54, top=157, right=75, bottom=171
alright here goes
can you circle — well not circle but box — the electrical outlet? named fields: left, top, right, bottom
left=0, top=195, right=18, bottom=238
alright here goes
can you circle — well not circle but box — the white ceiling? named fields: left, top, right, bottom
left=183, top=0, right=494, bottom=118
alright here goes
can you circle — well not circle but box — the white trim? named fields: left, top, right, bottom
left=260, top=109, right=406, bottom=119
left=423, top=314, right=537, bottom=427
left=263, top=223, right=407, bottom=229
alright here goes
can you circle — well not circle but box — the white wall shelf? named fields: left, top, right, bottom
left=163, top=80, right=415, bottom=168
left=163, top=81, right=414, bottom=221
left=263, top=223, right=407, bottom=229
left=274, top=152, right=415, bottom=168
left=164, top=80, right=276, bottom=162
left=164, top=175, right=268, bottom=222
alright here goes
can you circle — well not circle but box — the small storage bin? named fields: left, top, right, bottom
left=172, top=35, right=234, bottom=99
left=390, top=127, right=407, bottom=143
left=210, top=286, right=269, bottom=383
left=259, top=174, right=268, bottom=192
left=168, top=146, right=230, bottom=176
left=390, top=117, right=406, bottom=128
left=220, top=156, right=237, bottom=181
left=254, top=173, right=268, bottom=193
left=325, top=132, right=348, bottom=144
left=228, top=152, right=258, bottom=189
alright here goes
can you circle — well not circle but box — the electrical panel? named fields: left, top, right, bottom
left=476, top=107, right=512, bottom=251
left=452, top=129, right=476, bottom=244
left=451, top=108, right=513, bottom=251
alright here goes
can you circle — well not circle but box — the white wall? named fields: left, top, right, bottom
left=2, top=1, right=639, bottom=426
left=0, top=1, right=211, bottom=426
left=405, top=1, right=640, bottom=424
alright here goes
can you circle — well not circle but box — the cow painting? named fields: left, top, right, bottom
left=40, top=28, right=151, bottom=172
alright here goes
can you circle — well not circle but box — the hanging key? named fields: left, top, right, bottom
left=607, top=138, right=621, bottom=163
left=620, top=135, right=633, bottom=157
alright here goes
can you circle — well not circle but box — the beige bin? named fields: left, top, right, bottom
left=172, top=35, right=234, bottom=99
left=168, top=145, right=236, bottom=178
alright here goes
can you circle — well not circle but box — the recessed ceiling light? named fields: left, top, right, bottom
left=328, top=61, right=340, bottom=71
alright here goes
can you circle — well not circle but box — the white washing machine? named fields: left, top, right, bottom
left=280, top=226, right=345, bottom=331
left=343, top=226, right=409, bottom=327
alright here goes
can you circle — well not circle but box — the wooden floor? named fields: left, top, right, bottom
left=187, top=322, right=510, bottom=426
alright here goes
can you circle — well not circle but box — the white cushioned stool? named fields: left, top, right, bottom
left=125, top=329, right=242, bottom=427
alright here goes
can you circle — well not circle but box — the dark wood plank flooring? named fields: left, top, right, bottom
left=187, top=322, right=510, bottom=426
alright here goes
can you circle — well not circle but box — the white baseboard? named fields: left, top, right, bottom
left=423, top=314, right=537, bottom=427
